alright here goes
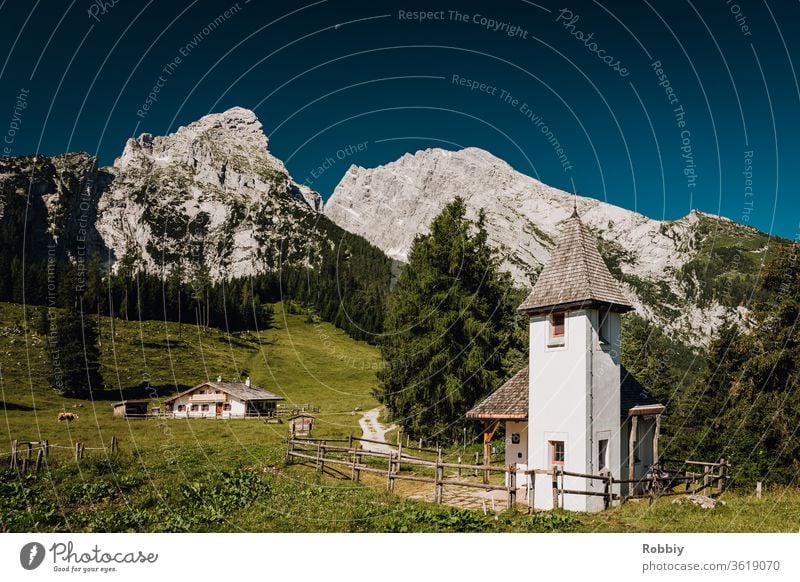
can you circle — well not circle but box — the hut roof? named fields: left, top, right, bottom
left=163, top=382, right=284, bottom=404
left=465, top=367, right=529, bottom=420
left=518, top=212, right=633, bottom=315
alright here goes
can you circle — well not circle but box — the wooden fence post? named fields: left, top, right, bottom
left=473, top=452, right=479, bottom=477
left=434, top=460, right=443, bottom=504
left=21, top=456, right=28, bottom=474
left=628, top=415, right=638, bottom=486
left=507, top=465, right=516, bottom=510
left=347, top=435, right=353, bottom=449
left=10, top=440, right=17, bottom=469
left=604, top=475, right=613, bottom=510
left=286, top=438, right=295, bottom=464
left=43, top=440, right=49, bottom=458
left=317, top=441, right=325, bottom=474
left=355, top=452, right=362, bottom=483
left=386, top=452, right=391, bottom=491
left=457, top=456, right=462, bottom=479
left=717, top=458, right=726, bottom=492
left=80, top=443, right=85, bottom=460
left=75, top=442, right=81, bottom=462
left=527, top=475, right=535, bottom=514
left=35, top=449, right=44, bottom=472
left=756, top=481, right=762, bottom=498
left=111, top=436, right=118, bottom=454
left=552, top=468, right=559, bottom=510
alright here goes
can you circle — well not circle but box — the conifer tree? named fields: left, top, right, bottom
left=376, top=197, right=524, bottom=442
left=50, top=293, right=104, bottom=398
left=672, top=242, right=800, bottom=485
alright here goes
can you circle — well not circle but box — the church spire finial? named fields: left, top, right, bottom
left=571, top=192, right=579, bottom=218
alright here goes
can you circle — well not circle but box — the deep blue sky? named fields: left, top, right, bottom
left=1, top=0, right=798, bottom=238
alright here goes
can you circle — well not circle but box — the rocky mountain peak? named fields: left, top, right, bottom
left=326, top=146, right=769, bottom=346
left=97, top=107, right=323, bottom=279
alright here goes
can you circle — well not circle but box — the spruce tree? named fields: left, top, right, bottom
left=50, top=295, right=104, bottom=398
left=376, top=197, right=524, bottom=442
left=671, top=242, right=800, bottom=486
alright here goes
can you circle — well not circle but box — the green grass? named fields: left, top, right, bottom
left=576, top=489, right=800, bottom=533
left=2, top=300, right=799, bottom=532
left=0, top=301, right=379, bottom=449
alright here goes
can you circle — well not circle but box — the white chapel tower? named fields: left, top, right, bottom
left=466, top=208, right=665, bottom=512
left=518, top=209, right=634, bottom=511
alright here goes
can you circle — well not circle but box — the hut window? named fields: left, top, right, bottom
left=598, top=439, right=609, bottom=472
left=223, top=403, right=231, bottom=411
left=548, top=312, right=566, bottom=346
left=177, top=405, right=185, bottom=412
left=549, top=440, right=565, bottom=465
left=201, top=404, right=209, bottom=412
left=190, top=404, right=198, bottom=412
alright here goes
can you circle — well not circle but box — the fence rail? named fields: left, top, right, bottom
left=287, top=435, right=519, bottom=508
left=286, top=436, right=731, bottom=512
left=5, top=436, right=120, bottom=473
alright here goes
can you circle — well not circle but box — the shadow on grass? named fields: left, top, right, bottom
left=89, top=383, right=193, bottom=401
left=1, top=401, right=35, bottom=411
left=129, top=339, right=188, bottom=349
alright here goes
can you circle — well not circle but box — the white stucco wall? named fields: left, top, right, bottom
left=529, top=310, right=592, bottom=511
left=167, top=392, right=248, bottom=418
left=504, top=421, right=529, bottom=487
left=587, top=310, right=623, bottom=510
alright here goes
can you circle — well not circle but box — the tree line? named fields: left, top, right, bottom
left=375, top=197, right=799, bottom=487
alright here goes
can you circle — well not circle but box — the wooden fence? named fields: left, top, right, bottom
left=3, top=436, right=121, bottom=473
left=651, top=458, right=731, bottom=497
left=287, top=435, right=520, bottom=508
left=287, top=436, right=731, bottom=512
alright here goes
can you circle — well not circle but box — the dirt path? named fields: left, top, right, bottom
left=358, top=407, right=397, bottom=453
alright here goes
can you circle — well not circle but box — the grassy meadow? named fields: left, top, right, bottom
left=1, top=301, right=799, bottom=533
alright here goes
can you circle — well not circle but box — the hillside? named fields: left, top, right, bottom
left=325, top=147, right=778, bottom=346
left=0, top=301, right=380, bottom=447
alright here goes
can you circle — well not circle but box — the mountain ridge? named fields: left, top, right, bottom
left=324, top=146, right=775, bottom=346
left=1, top=109, right=778, bottom=347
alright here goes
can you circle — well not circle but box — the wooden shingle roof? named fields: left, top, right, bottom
left=518, top=212, right=633, bottom=315
left=163, top=382, right=284, bottom=404
left=465, top=367, right=529, bottom=420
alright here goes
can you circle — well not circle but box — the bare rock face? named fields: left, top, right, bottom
left=97, top=107, right=324, bottom=280
left=325, top=147, right=766, bottom=346
left=0, top=152, right=107, bottom=261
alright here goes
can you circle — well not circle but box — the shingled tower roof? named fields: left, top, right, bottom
left=518, top=211, right=633, bottom=315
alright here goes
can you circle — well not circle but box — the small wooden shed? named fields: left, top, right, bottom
left=289, top=414, right=314, bottom=436
left=112, top=399, right=150, bottom=419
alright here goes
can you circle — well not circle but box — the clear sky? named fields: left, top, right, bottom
left=1, top=0, right=798, bottom=239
